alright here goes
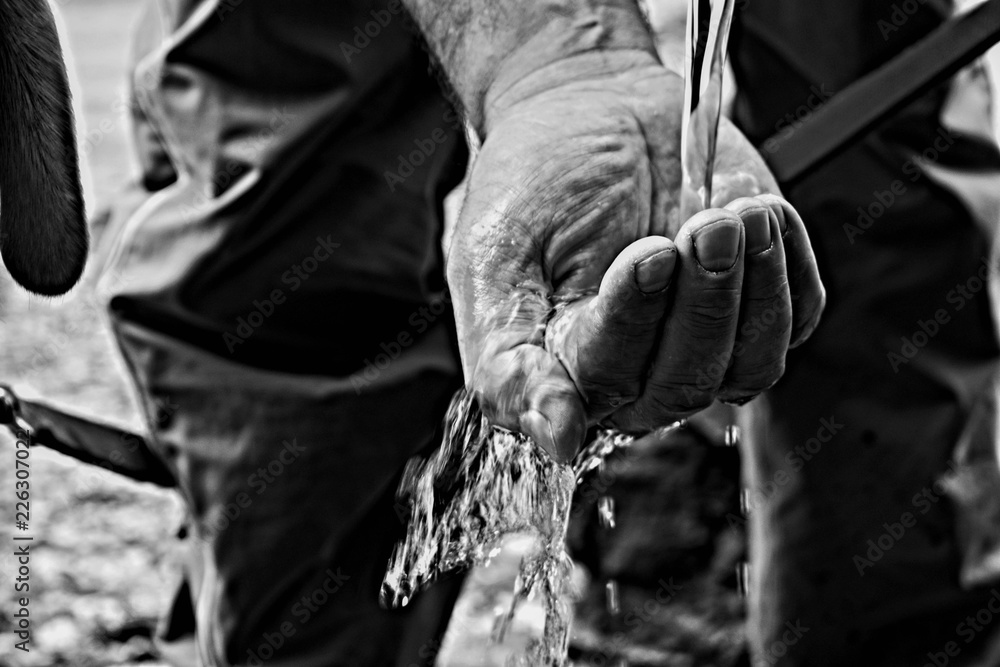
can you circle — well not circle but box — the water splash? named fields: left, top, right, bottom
left=381, top=388, right=679, bottom=666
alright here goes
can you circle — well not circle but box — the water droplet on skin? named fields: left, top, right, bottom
left=725, top=424, right=741, bottom=447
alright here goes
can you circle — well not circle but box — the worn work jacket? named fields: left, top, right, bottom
left=92, top=1, right=468, bottom=664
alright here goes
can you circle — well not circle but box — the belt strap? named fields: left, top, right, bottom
left=765, top=0, right=1000, bottom=185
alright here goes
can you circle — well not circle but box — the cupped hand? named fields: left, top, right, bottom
left=447, top=51, right=825, bottom=462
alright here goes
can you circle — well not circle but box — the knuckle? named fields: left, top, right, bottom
left=594, top=294, right=664, bottom=330
left=722, top=362, right=785, bottom=398
left=639, top=385, right=715, bottom=420
left=726, top=196, right=766, bottom=214
left=581, top=380, right=641, bottom=419
left=745, top=269, right=791, bottom=299
left=681, top=300, right=741, bottom=336
left=581, top=376, right=641, bottom=404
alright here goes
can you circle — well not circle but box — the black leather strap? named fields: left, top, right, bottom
left=764, top=0, right=1000, bottom=185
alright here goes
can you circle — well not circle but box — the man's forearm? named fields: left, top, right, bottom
left=402, top=0, right=657, bottom=134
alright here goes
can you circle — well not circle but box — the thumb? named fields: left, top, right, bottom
left=546, top=236, right=677, bottom=421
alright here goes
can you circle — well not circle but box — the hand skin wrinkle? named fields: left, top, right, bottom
left=631, top=109, right=683, bottom=237
left=409, top=0, right=825, bottom=446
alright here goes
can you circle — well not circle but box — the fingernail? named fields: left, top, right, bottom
left=635, top=248, right=677, bottom=294
left=744, top=208, right=772, bottom=255
left=522, top=410, right=559, bottom=461
left=693, top=220, right=741, bottom=272
left=771, top=203, right=788, bottom=234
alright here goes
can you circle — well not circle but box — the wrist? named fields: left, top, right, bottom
left=482, top=48, right=669, bottom=133
left=408, top=0, right=658, bottom=135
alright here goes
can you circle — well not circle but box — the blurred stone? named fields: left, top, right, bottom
left=36, top=615, right=84, bottom=654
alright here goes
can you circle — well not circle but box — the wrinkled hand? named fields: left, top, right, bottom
left=447, top=51, right=825, bottom=462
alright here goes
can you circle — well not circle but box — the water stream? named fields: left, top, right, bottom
left=381, top=388, right=680, bottom=666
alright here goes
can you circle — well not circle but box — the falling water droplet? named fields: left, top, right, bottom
left=605, top=579, right=621, bottom=616
left=597, top=495, right=616, bottom=530
left=737, top=561, right=750, bottom=598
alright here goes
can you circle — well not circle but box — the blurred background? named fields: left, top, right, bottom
left=1, top=1, right=999, bottom=666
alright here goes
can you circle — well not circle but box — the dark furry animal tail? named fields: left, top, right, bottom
left=0, top=0, right=87, bottom=295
